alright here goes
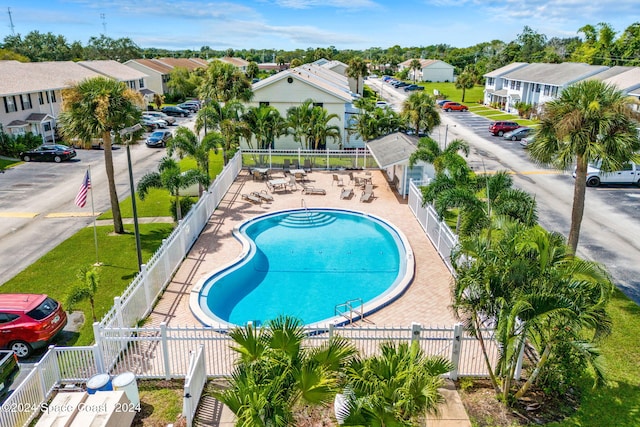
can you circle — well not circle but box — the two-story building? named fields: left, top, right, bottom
left=247, top=62, right=362, bottom=149
left=124, top=58, right=207, bottom=97
left=398, top=59, right=455, bottom=82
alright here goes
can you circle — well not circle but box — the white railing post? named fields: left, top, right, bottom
left=36, top=358, right=48, bottom=398
left=411, top=322, right=422, bottom=345
left=160, top=322, right=171, bottom=380
left=450, top=323, right=463, bottom=381
left=114, top=296, right=125, bottom=329
left=141, top=264, right=152, bottom=309
left=92, top=322, right=105, bottom=373
left=328, top=323, right=335, bottom=339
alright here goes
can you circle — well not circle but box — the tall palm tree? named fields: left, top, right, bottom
left=243, top=105, right=286, bottom=149
left=59, top=77, right=144, bottom=234
left=409, top=58, right=422, bottom=83
left=196, top=100, right=250, bottom=165
left=166, top=126, right=220, bottom=188
left=401, top=91, right=441, bottom=136
left=346, top=56, right=368, bottom=95
left=308, top=107, right=341, bottom=150
left=215, top=315, right=357, bottom=426
left=528, top=80, right=640, bottom=253
left=286, top=99, right=314, bottom=148
left=137, top=157, right=208, bottom=221
left=340, top=341, right=452, bottom=426
left=198, top=60, right=253, bottom=102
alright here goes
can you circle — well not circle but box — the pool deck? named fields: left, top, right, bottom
left=147, top=168, right=458, bottom=328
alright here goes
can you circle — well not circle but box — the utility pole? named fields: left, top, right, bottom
left=7, top=7, right=15, bottom=35
left=100, top=13, right=107, bottom=34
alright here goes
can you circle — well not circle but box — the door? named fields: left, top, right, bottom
left=602, top=163, right=635, bottom=184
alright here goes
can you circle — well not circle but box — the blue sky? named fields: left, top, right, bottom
left=1, top=0, right=639, bottom=51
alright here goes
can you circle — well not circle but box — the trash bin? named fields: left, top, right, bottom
left=112, top=371, right=139, bottom=407
left=86, top=373, right=112, bottom=394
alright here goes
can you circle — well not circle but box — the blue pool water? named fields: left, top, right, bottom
left=192, top=209, right=413, bottom=327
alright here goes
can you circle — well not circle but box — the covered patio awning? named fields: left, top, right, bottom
left=489, top=89, right=508, bottom=97
left=366, top=132, right=418, bottom=169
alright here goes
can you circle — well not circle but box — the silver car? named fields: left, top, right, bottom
left=145, top=111, right=176, bottom=125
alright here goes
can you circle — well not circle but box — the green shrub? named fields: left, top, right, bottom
left=0, top=132, right=42, bottom=158
left=170, top=197, right=196, bottom=221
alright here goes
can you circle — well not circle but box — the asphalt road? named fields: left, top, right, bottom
left=0, top=116, right=194, bottom=286
left=367, top=77, right=640, bottom=304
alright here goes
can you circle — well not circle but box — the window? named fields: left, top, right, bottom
left=139, top=78, right=145, bottom=88
left=21, top=94, right=32, bottom=110
left=0, top=313, right=19, bottom=324
left=543, top=85, right=550, bottom=96
left=43, top=122, right=52, bottom=132
left=39, top=92, right=45, bottom=105
left=313, top=102, right=323, bottom=108
left=50, top=91, right=57, bottom=103
left=4, top=96, right=17, bottom=113
left=535, top=84, right=541, bottom=93
left=488, top=77, right=495, bottom=86
left=510, top=80, right=515, bottom=89
left=515, top=81, right=521, bottom=90
left=551, top=86, right=558, bottom=97
left=259, top=102, right=270, bottom=107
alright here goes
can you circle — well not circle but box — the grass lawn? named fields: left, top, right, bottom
left=1, top=223, right=174, bottom=346
left=398, top=82, right=486, bottom=105
left=0, top=158, right=20, bottom=170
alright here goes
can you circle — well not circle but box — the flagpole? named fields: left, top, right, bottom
left=88, top=166, right=100, bottom=265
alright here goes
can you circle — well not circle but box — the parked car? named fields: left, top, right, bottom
left=0, top=350, right=18, bottom=395
left=142, top=114, right=168, bottom=128
left=520, top=135, right=534, bottom=148
left=489, top=121, right=521, bottom=136
left=0, top=294, right=67, bottom=358
left=144, top=111, right=176, bottom=125
left=19, top=144, right=76, bottom=163
left=503, top=127, right=532, bottom=141
left=141, top=116, right=159, bottom=131
left=441, top=102, right=468, bottom=112
left=403, top=84, right=425, bottom=92
left=436, top=99, right=452, bottom=107
left=161, top=106, right=191, bottom=117
left=393, top=81, right=409, bottom=88
left=375, top=101, right=390, bottom=109
left=177, top=102, right=199, bottom=112
left=574, top=161, right=640, bottom=187
left=145, top=130, right=173, bottom=148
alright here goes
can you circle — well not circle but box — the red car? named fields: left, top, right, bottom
left=488, top=121, right=521, bottom=136
left=0, top=294, right=67, bottom=358
left=441, top=102, right=468, bottom=112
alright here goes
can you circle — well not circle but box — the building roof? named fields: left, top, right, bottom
left=484, top=62, right=529, bottom=78
left=399, top=59, right=446, bottom=69
left=153, top=57, right=207, bottom=71
left=366, top=132, right=419, bottom=168
left=0, top=60, right=101, bottom=96
left=125, top=58, right=174, bottom=75
left=502, top=62, right=609, bottom=86
left=590, top=66, right=640, bottom=93
left=216, top=57, right=250, bottom=68
left=78, top=60, right=148, bottom=81
left=25, top=113, right=53, bottom=122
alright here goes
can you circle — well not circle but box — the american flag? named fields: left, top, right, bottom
left=74, top=170, right=91, bottom=208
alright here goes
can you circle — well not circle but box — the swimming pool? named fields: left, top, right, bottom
left=190, top=208, right=414, bottom=328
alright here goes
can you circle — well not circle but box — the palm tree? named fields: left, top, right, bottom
left=340, top=341, right=452, bottom=426
left=59, top=77, right=144, bottom=234
left=166, top=127, right=220, bottom=189
left=401, top=91, right=441, bottom=136
left=286, top=99, right=314, bottom=148
left=409, top=58, right=422, bottom=83
left=454, top=70, right=475, bottom=102
left=452, top=219, right=614, bottom=402
left=308, top=107, right=341, bottom=150
left=215, top=315, right=357, bottom=426
left=66, top=265, right=100, bottom=322
left=243, top=105, right=286, bottom=149
left=137, top=157, right=209, bottom=221
left=196, top=100, right=250, bottom=165
left=528, top=80, right=640, bottom=253
left=346, top=56, right=368, bottom=95
left=199, top=60, right=253, bottom=102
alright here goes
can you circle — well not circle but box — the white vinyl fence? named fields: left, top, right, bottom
left=183, top=345, right=207, bottom=427
left=241, top=148, right=378, bottom=170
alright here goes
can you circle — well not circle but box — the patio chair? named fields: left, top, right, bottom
left=252, top=170, right=263, bottom=181
left=286, top=175, right=297, bottom=191
left=242, top=193, right=262, bottom=204
left=360, top=184, right=374, bottom=202
left=283, top=159, right=290, bottom=172
left=332, top=174, right=344, bottom=186
left=294, top=172, right=307, bottom=182
left=302, top=185, right=326, bottom=195
left=303, top=159, right=312, bottom=172
left=253, top=190, right=274, bottom=202
left=340, top=187, right=354, bottom=199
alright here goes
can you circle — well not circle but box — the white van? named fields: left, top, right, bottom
left=575, top=161, right=640, bottom=187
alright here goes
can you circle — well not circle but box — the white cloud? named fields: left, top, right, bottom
left=273, top=0, right=378, bottom=9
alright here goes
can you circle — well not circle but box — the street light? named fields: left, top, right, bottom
left=444, top=124, right=456, bottom=149
left=120, top=124, right=143, bottom=271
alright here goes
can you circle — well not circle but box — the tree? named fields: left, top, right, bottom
left=66, top=265, right=100, bottom=322
left=528, top=80, right=640, bottom=253
left=153, top=93, right=165, bottom=110
left=286, top=99, right=314, bottom=148
left=137, top=157, right=209, bottom=221
left=246, top=61, right=259, bottom=80
left=59, top=77, right=144, bottom=234
left=452, top=219, right=614, bottom=402
left=243, top=105, right=286, bottom=149
left=199, top=61, right=253, bottom=102
left=308, top=107, right=341, bottom=150
left=167, top=66, right=198, bottom=100
left=196, top=100, right=250, bottom=164
left=340, top=341, right=452, bottom=426
left=215, top=316, right=356, bottom=426
left=166, top=127, right=221, bottom=187
left=409, top=58, right=422, bottom=83
left=346, top=56, right=368, bottom=94
left=401, top=92, right=441, bottom=136
left=454, top=70, right=475, bottom=102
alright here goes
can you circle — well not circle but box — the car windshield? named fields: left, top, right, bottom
left=27, top=297, right=58, bottom=320
left=150, top=132, right=164, bottom=138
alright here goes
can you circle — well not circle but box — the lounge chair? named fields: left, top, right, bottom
left=303, top=159, right=312, bottom=172
left=242, top=193, right=262, bottom=204
left=332, top=174, right=344, bottom=186
left=286, top=175, right=297, bottom=191
left=340, top=187, right=353, bottom=199
left=252, top=190, right=274, bottom=202
left=360, top=184, right=374, bottom=202
left=294, top=172, right=307, bottom=182
left=302, top=185, right=326, bottom=195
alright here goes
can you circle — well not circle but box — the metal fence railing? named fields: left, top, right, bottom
left=240, top=148, right=378, bottom=170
